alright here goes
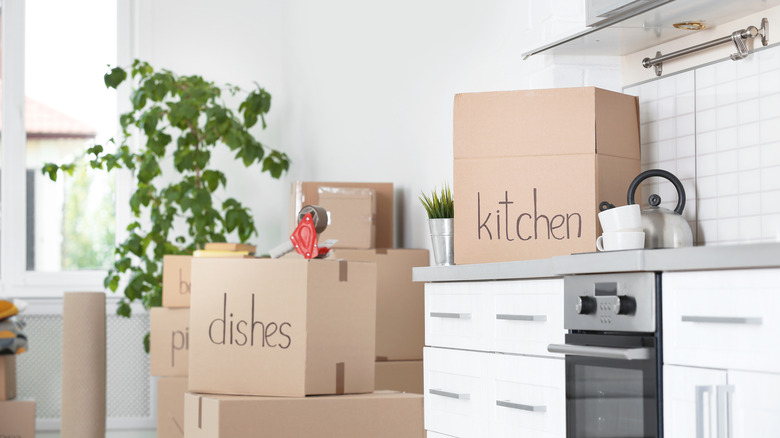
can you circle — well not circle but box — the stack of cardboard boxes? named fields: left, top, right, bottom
left=152, top=181, right=427, bottom=437
left=152, top=254, right=193, bottom=438
left=294, top=182, right=429, bottom=394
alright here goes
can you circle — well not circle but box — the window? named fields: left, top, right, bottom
left=2, top=0, right=130, bottom=296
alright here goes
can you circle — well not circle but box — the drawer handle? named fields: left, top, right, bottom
left=429, top=389, right=470, bottom=400
left=430, top=312, right=472, bottom=320
left=496, top=314, right=547, bottom=322
left=496, top=400, right=546, bottom=412
left=681, top=316, right=762, bottom=325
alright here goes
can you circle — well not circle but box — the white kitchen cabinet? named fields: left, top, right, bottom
left=663, top=365, right=728, bottom=438
left=490, top=353, right=565, bottom=438
left=424, top=347, right=490, bottom=438
left=423, top=278, right=564, bottom=437
left=663, top=268, right=780, bottom=438
left=663, top=268, right=780, bottom=373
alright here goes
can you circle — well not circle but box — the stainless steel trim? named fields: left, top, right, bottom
left=682, top=316, right=762, bottom=325
left=696, top=385, right=712, bottom=438
left=429, top=312, right=472, bottom=320
left=496, top=400, right=547, bottom=412
left=547, top=343, right=652, bottom=360
left=429, top=389, right=470, bottom=400
left=495, top=314, right=547, bottom=322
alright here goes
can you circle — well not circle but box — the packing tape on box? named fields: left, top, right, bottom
left=61, top=292, right=106, bottom=438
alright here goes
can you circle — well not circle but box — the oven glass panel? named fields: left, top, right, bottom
left=570, top=363, right=647, bottom=437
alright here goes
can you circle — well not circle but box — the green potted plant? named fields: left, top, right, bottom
left=43, top=60, right=290, bottom=351
left=419, top=183, right=454, bottom=266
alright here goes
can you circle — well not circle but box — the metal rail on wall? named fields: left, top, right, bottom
left=642, top=18, right=769, bottom=76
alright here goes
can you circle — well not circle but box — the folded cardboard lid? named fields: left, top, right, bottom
left=453, top=87, right=639, bottom=160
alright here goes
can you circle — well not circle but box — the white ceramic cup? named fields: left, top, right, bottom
left=596, top=231, right=645, bottom=251
left=598, top=204, right=642, bottom=232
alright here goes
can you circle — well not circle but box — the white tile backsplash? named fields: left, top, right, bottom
left=627, top=45, right=780, bottom=246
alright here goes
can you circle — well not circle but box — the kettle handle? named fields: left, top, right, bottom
left=627, top=169, right=686, bottom=215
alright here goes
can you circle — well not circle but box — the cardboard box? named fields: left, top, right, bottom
left=162, top=255, right=192, bottom=308
left=333, top=249, right=428, bottom=360
left=290, top=181, right=394, bottom=248
left=157, top=377, right=188, bottom=438
left=0, top=400, right=35, bottom=437
left=375, top=360, right=423, bottom=394
left=150, top=308, right=190, bottom=377
left=0, top=355, right=16, bottom=401
left=453, top=87, right=641, bottom=264
left=188, top=258, right=377, bottom=397
left=183, top=391, right=424, bottom=438
left=318, top=187, right=377, bottom=249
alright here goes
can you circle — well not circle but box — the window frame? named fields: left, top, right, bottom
left=1, top=0, right=135, bottom=299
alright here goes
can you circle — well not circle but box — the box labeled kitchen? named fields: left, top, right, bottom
left=157, top=377, right=188, bottom=438
left=188, top=258, right=377, bottom=397
left=162, top=255, right=192, bottom=308
left=375, top=360, right=423, bottom=394
left=333, top=248, right=428, bottom=360
left=150, top=308, right=190, bottom=377
left=453, top=87, right=640, bottom=264
left=0, top=400, right=35, bottom=437
left=183, top=391, right=424, bottom=438
left=290, top=181, right=394, bottom=248
left=0, top=355, right=15, bottom=401
left=318, top=187, right=376, bottom=249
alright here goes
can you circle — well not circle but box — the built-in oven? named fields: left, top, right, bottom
left=548, top=272, right=662, bottom=438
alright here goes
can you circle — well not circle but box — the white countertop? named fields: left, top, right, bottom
left=413, top=242, right=780, bottom=282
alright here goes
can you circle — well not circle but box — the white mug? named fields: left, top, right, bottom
left=598, top=204, right=642, bottom=232
left=596, top=231, right=645, bottom=251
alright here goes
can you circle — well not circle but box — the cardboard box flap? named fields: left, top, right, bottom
left=594, top=88, right=641, bottom=159
left=454, top=88, right=597, bottom=159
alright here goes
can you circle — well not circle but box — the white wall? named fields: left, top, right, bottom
left=132, top=0, right=619, bottom=254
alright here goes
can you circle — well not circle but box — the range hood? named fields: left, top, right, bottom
left=522, top=0, right=780, bottom=59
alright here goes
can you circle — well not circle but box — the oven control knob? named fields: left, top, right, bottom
left=576, top=296, right=596, bottom=314
left=614, top=295, right=637, bottom=315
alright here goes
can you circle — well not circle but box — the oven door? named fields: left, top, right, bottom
left=549, top=333, right=660, bottom=438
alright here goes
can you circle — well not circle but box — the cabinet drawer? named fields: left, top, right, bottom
left=663, top=269, right=780, bottom=373
left=425, top=282, right=491, bottom=352
left=491, top=279, right=564, bottom=357
left=424, top=347, right=490, bottom=438
left=490, top=353, right=566, bottom=437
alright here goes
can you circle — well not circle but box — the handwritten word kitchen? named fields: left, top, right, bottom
left=476, top=189, right=582, bottom=241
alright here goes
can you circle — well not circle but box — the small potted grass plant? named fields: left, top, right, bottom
left=420, top=184, right=454, bottom=266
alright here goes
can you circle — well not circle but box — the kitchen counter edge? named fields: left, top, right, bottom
left=413, top=242, right=780, bottom=282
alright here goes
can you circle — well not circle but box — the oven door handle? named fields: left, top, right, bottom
left=547, top=343, right=652, bottom=360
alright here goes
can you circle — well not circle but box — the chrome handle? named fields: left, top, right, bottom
left=682, top=316, right=762, bottom=325
left=429, top=312, right=471, bottom=320
left=429, top=388, right=470, bottom=400
left=717, top=385, right=735, bottom=438
left=696, top=385, right=713, bottom=438
left=496, top=400, right=546, bottom=412
left=547, top=343, right=651, bottom=360
left=496, top=314, right=547, bottom=322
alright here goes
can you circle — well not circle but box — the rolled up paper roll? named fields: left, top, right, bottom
left=61, top=292, right=106, bottom=438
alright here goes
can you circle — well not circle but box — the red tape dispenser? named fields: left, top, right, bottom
left=269, top=205, right=336, bottom=259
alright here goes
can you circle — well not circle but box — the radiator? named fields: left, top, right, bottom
left=15, top=298, right=155, bottom=431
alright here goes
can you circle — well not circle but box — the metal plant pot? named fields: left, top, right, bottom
left=428, top=218, right=454, bottom=266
